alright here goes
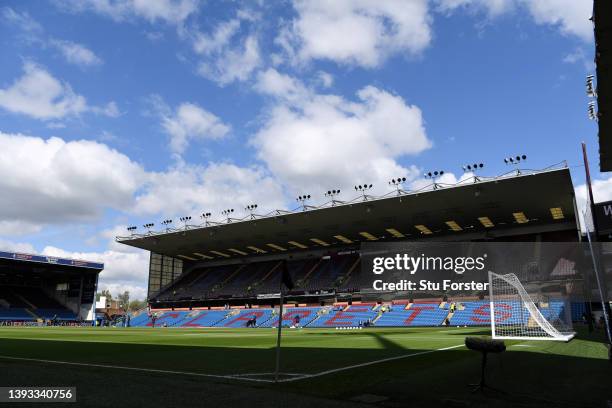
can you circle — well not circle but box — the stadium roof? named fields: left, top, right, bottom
left=594, top=0, right=612, bottom=171
left=117, top=164, right=578, bottom=262
left=0, top=250, right=104, bottom=271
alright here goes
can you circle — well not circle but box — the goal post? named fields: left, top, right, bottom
left=488, top=271, right=575, bottom=341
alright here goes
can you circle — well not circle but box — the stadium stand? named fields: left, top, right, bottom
left=0, top=251, right=101, bottom=323
left=0, top=286, right=77, bottom=321
left=130, top=299, right=574, bottom=329
left=115, top=166, right=602, bottom=332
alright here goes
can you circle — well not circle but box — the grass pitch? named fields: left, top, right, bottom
left=0, top=326, right=609, bottom=407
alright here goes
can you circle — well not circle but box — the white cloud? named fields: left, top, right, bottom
left=0, top=220, right=43, bottom=236
left=0, top=62, right=87, bottom=120
left=252, top=73, right=431, bottom=195
left=188, top=11, right=264, bottom=85
left=0, top=63, right=117, bottom=120
left=92, top=101, right=121, bottom=118
left=281, top=0, right=432, bottom=67
left=316, top=71, right=334, bottom=88
left=0, top=130, right=288, bottom=231
left=0, top=132, right=145, bottom=227
left=436, top=0, right=514, bottom=17
left=134, top=162, right=286, bottom=217
left=0, top=238, right=36, bottom=253
left=563, top=47, right=595, bottom=71
left=149, top=96, right=230, bottom=155
left=436, top=0, right=592, bottom=41
left=254, top=68, right=309, bottom=103
left=196, top=34, right=262, bottom=85
left=525, top=0, right=592, bottom=42
left=46, top=122, right=67, bottom=129
left=50, top=39, right=103, bottom=67
left=1, top=7, right=43, bottom=37
left=54, top=0, right=199, bottom=25
left=193, top=18, right=240, bottom=55
left=144, top=31, right=164, bottom=42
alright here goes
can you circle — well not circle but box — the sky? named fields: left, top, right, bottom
left=0, top=0, right=604, bottom=300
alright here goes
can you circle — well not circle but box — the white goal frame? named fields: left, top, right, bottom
left=489, top=271, right=575, bottom=342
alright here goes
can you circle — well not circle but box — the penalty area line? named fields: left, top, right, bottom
left=278, top=344, right=465, bottom=383
left=0, top=355, right=276, bottom=383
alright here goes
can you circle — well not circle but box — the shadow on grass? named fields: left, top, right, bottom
left=0, top=329, right=609, bottom=408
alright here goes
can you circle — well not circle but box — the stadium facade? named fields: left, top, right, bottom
left=0, top=251, right=103, bottom=323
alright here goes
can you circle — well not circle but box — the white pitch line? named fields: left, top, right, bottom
left=0, top=355, right=275, bottom=383
left=0, top=344, right=465, bottom=384
left=229, top=372, right=306, bottom=378
left=278, top=344, right=465, bottom=383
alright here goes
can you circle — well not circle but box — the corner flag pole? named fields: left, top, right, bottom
left=274, top=278, right=285, bottom=382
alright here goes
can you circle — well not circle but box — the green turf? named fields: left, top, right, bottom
left=0, top=326, right=609, bottom=408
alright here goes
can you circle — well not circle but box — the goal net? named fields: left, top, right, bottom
left=489, top=271, right=575, bottom=341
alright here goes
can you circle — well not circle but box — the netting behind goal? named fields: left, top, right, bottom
left=489, top=271, right=575, bottom=341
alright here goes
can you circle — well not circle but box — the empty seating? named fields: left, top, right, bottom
left=376, top=303, right=448, bottom=327
left=180, top=310, right=229, bottom=327
left=0, top=308, right=33, bottom=320
left=0, top=286, right=76, bottom=321
left=310, top=305, right=377, bottom=327
left=153, top=255, right=361, bottom=302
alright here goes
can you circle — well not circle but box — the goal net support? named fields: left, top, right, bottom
left=489, top=271, right=575, bottom=341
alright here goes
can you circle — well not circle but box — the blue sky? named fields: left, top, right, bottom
left=0, top=0, right=601, bottom=299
